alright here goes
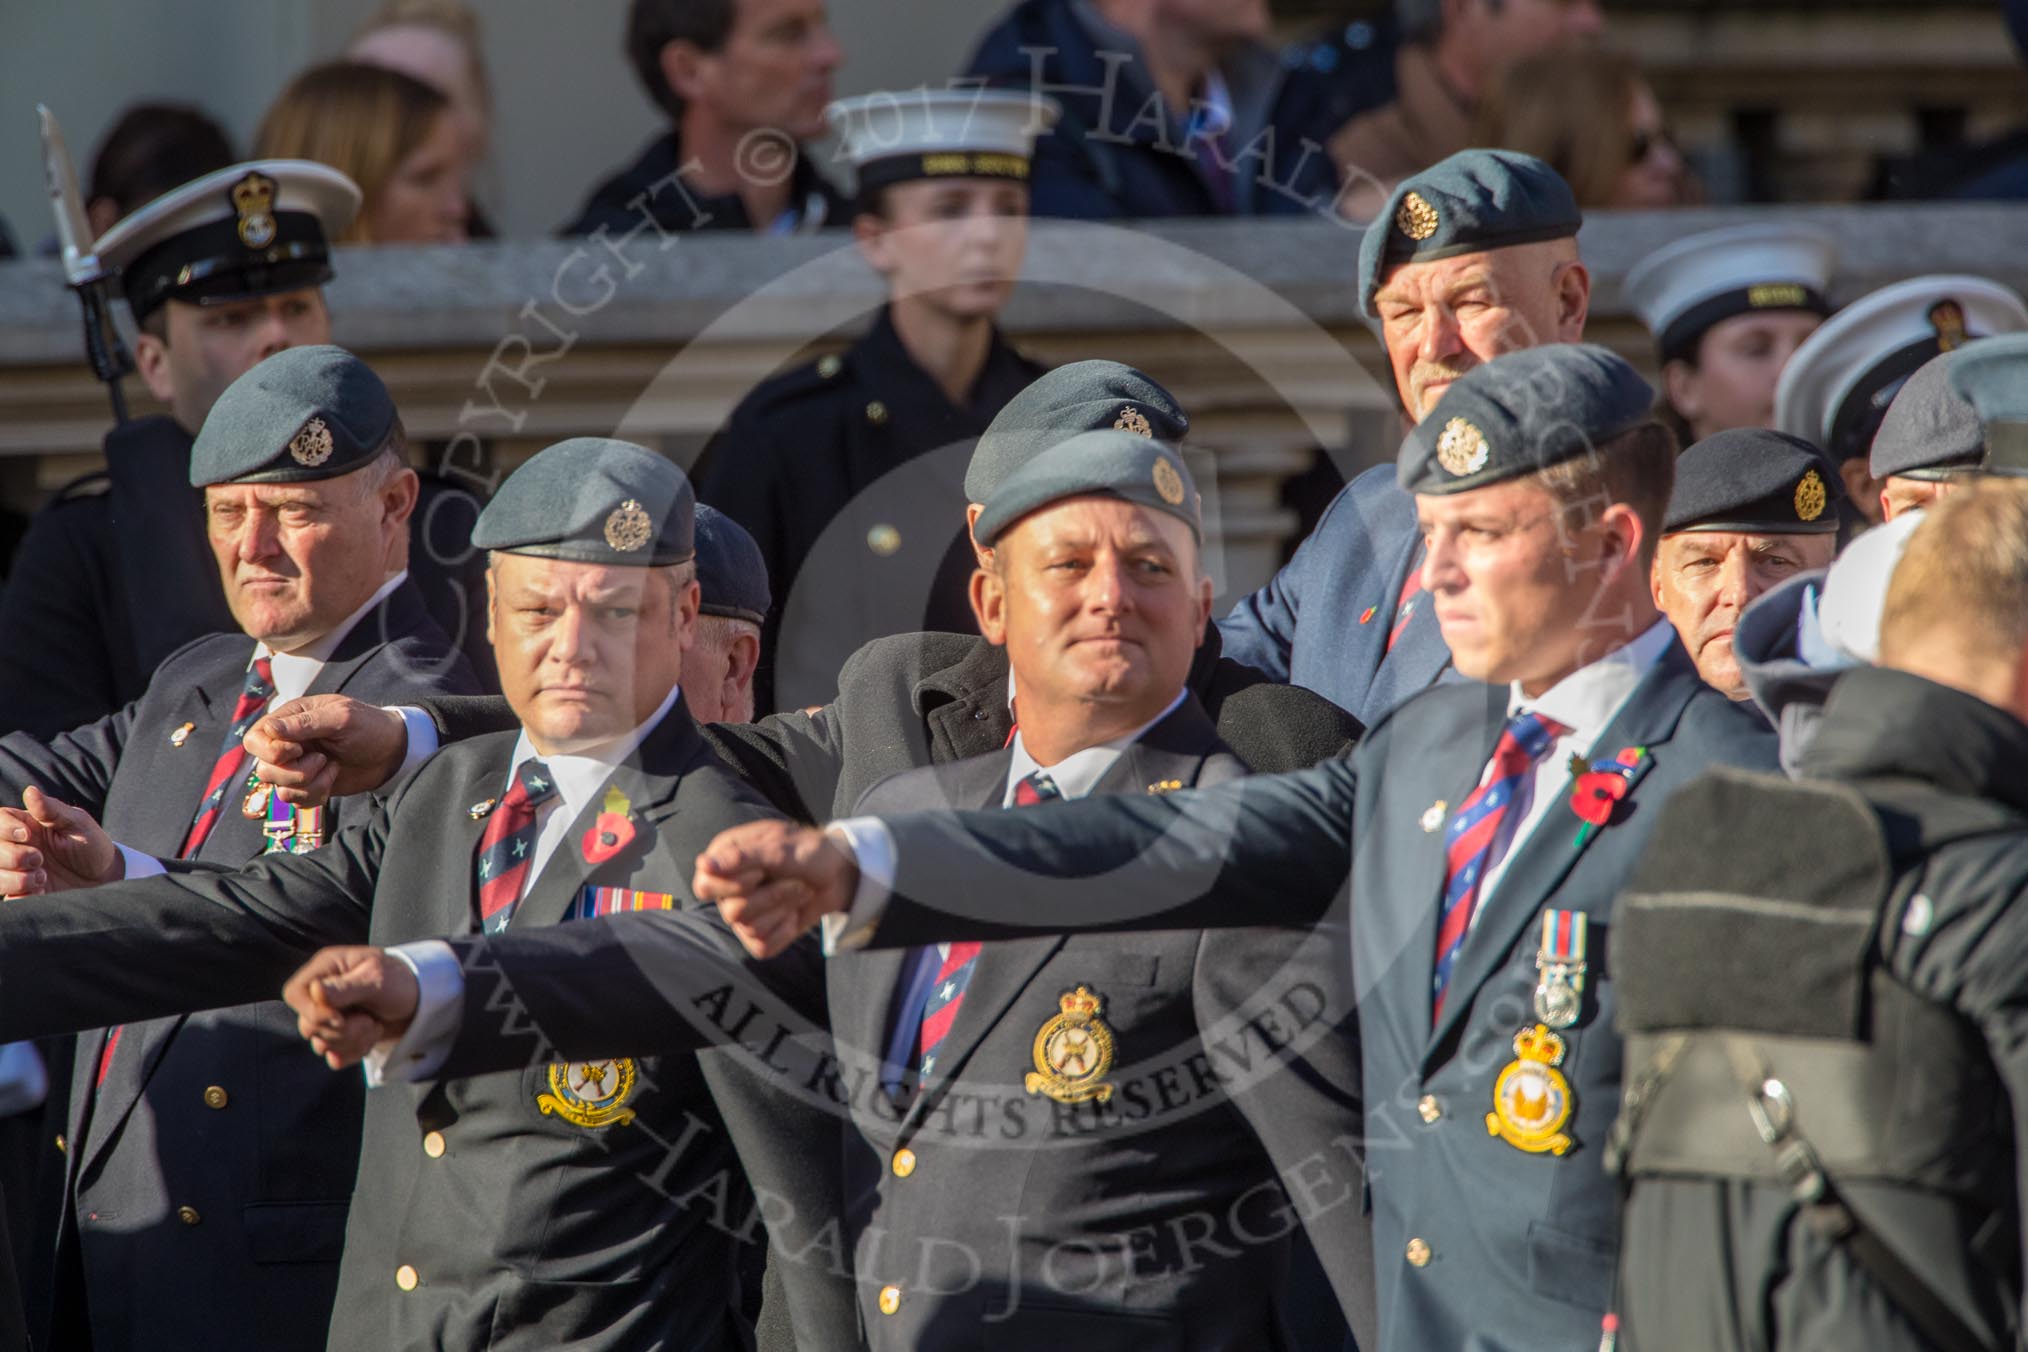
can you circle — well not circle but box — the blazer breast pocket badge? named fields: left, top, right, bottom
left=538, top=1059, right=639, bottom=1129
left=1024, top=985, right=1117, bottom=1105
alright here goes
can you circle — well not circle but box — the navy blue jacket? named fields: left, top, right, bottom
left=965, top=0, right=1341, bottom=218
left=1219, top=464, right=1450, bottom=725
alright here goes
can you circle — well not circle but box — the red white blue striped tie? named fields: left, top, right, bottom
left=1431, top=712, right=1567, bottom=1026
left=474, top=760, right=557, bottom=934
left=179, top=656, right=275, bottom=859
left=913, top=770, right=1060, bottom=1079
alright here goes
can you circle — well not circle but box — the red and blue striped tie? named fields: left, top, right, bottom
left=1430, top=712, right=1567, bottom=1026
left=474, top=759, right=557, bottom=934
left=1386, top=543, right=1427, bottom=653
left=914, top=770, right=1060, bottom=1079
left=178, top=656, right=275, bottom=860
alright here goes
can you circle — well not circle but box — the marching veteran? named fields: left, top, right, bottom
left=693, top=345, right=1780, bottom=1351
left=0, top=440, right=853, bottom=1351
left=1650, top=429, right=1843, bottom=701
left=0, top=345, right=477, bottom=1352
left=284, top=429, right=1376, bottom=1349
left=1219, top=148, right=1591, bottom=725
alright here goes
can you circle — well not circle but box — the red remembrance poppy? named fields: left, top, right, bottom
left=1569, top=771, right=1629, bottom=827
left=582, top=812, right=635, bottom=865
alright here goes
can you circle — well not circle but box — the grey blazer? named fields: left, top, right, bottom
left=0, top=701, right=859, bottom=1352
left=831, top=642, right=1779, bottom=1351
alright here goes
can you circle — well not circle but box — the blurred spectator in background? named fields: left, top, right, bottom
left=85, top=104, right=235, bottom=239
left=1626, top=223, right=1836, bottom=444
left=348, top=0, right=496, bottom=237
left=965, top=0, right=1339, bottom=218
left=1473, top=48, right=1692, bottom=208
left=564, top=0, right=846, bottom=237
left=1331, top=0, right=1603, bottom=221
left=256, top=60, right=472, bottom=244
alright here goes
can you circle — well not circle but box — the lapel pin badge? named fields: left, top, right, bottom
left=468, top=797, right=497, bottom=820
left=1420, top=800, right=1447, bottom=833
left=169, top=722, right=194, bottom=748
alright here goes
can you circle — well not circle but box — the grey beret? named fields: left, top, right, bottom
left=474, top=438, right=695, bottom=566
left=1869, top=349, right=1986, bottom=481
left=189, top=345, right=396, bottom=487
left=964, top=360, right=1189, bottom=504
left=1398, top=344, right=1655, bottom=495
left=693, top=504, right=769, bottom=625
left=973, top=429, right=1201, bottom=546
left=1665, top=429, right=1841, bottom=535
left=1950, top=333, right=2028, bottom=478
left=1358, top=149, right=1581, bottom=320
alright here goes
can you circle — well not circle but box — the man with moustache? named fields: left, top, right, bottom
left=282, top=431, right=1374, bottom=1349
left=1219, top=148, right=1589, bottom=725
left=1650, top=430, right=1843, bottom=701
left=695, top=345, right=1780, bottom=1350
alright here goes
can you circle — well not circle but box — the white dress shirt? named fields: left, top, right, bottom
left=824, top=687, right=1188, bottom=954
left=1465, top=619, right=1676, bottom=920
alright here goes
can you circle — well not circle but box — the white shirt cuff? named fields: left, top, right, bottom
left=818, top=818, right=893, bottom=955
left=390, top=707, right=440, bottom=779
left=115, top=844, right=165, bottom=881
left=361, top=940, right=466, bottom=1086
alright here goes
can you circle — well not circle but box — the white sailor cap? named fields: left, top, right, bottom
left=825, top=88, right=1060, bottom=195
left=1773, top=274, right=2028, bottom=463
left=1624, top=223, right=1837, bottom=364
left=95, top=160, right=360, bottom=324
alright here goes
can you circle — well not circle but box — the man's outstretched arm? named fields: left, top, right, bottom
left=696, top=760, right=1358, bottom=958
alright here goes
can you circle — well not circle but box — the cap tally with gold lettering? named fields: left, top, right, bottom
left=826, top=88, right=1061, bottom=195
left=473, top=438, right=696, bottom=566
left=1397, top=345, right=1655, bottom=495
left=972, top=430, right=1201, bottom=545
left=1775, top=274, right=2028, bottom=464
left=94, top=160, right=359, bottom=325
left=1625, top=223, right=1837, bottom=364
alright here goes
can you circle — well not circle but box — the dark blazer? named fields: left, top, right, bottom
left=0, top=417, right=235, bottom=739
left=840, top=641, right=1778, bottom=1350
left=414, top=625, right=1364, bottom=827
left=0, top=703, right=857, bottom=1352
left=965, top=0, right=1339, bottom=218
left=0, top=580, right=475, bottom=1352
left=700, top=307, right=1046, bottom=713
left=414, top=698, right=1371, bottom=1349
left=1217, top=463, right=1451, bottom=727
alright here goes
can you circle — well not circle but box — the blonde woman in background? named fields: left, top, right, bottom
left=1474, top=48, right=1694, bottom=208
left=257, top=60, right=471, bottom=244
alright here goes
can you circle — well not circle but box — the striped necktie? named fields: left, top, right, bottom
left=1430, top=711, right=1568, bottom=1026
left=913, top=769, right=1061, bottom=1080
left=474, top=759, right=557, bottom=934
left=103, top=657, right=278, bottom=1092
left=179, top=656, right=275, bottom=859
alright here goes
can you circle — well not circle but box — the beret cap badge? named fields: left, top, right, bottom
left=1396, top=191, right=1440, bottom=243
left=288, top=416, right=334, bottom=467
left=1793, top=468, right=1828, bottom=522
left=1152, top=457, right=1187, bottom=506
left=603, top=499, right=653, bottom=553
left=1436, top=417, right=1491, bottom=477
left=1113, top=405, right=1152, bottom=437
left=229, top=170, right=278, bottom=249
